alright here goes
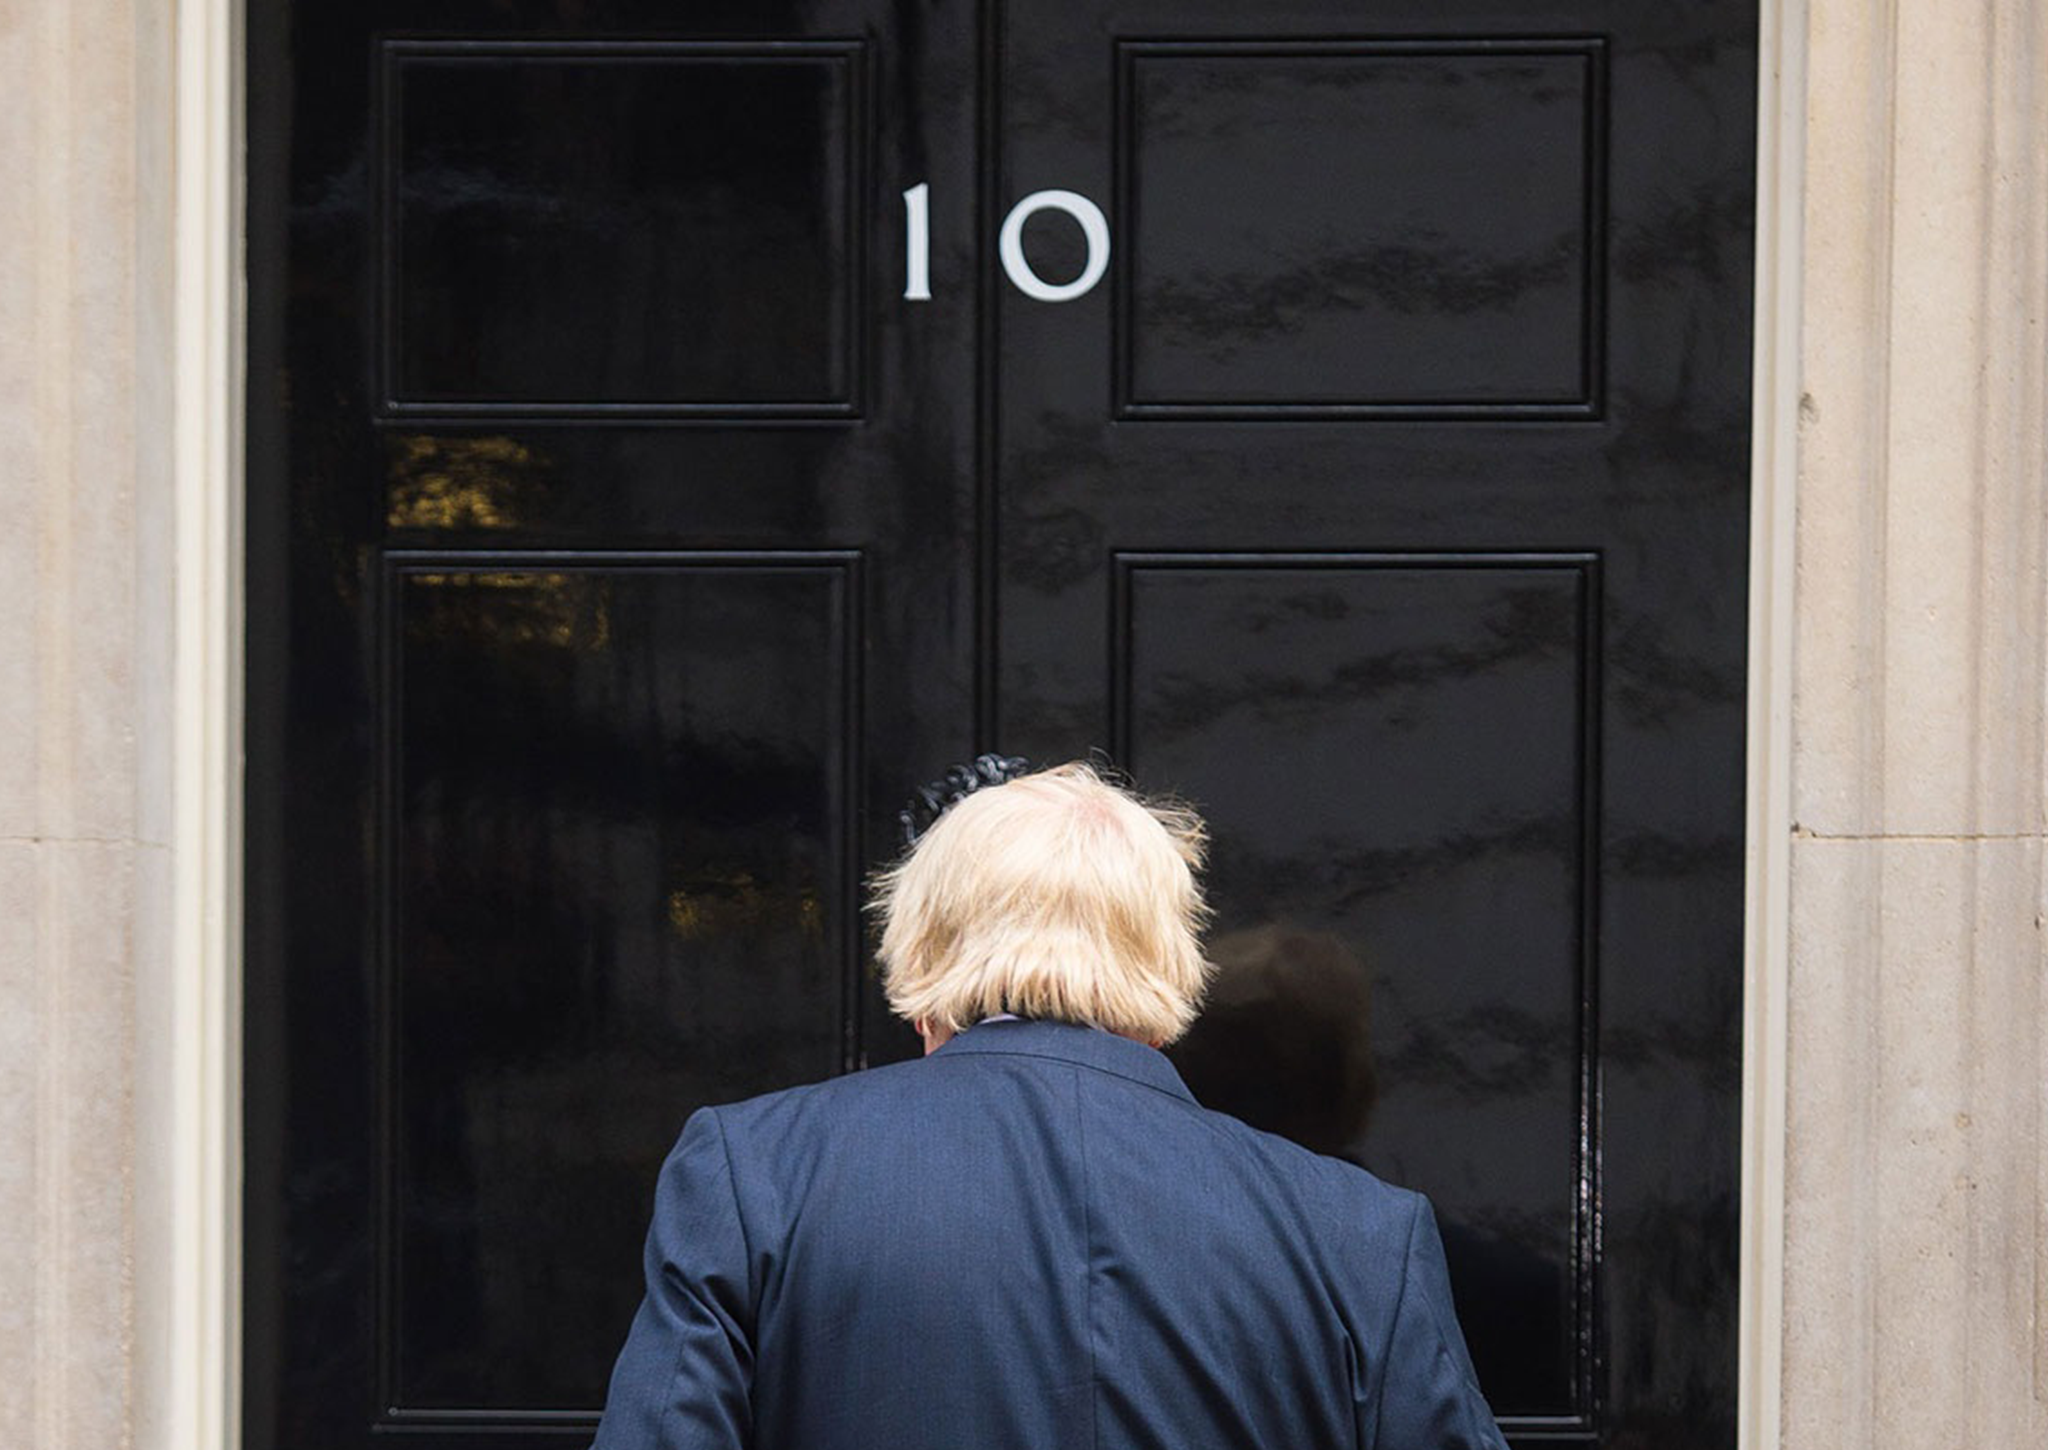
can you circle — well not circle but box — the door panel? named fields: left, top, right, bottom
left=1117, top=40, right=1601, bottom=416
left=1120, top=553, right=1595, bottom=1418
left=248, top=2, right=1753, bottom=1445
left=995, top=2, right=1751, bottom=1442
left=249, top=2, right=977, bottom=1445
left=384, top=42, right=863, bottom=413
left=387, top=556, right=857, bottom=1411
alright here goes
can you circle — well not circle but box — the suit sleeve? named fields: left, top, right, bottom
left=591, top=1108, right=756, bottom=1450
left=1367, top=1194, right=1509, bottom=1450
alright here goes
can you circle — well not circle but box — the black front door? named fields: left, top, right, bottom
left=246, top=3, right=1754, bottom=1447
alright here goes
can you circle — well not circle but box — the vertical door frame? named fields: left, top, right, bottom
left=163, top=0, right=244, bottom=1448
left=1740, top=4, right=1803, bottom=1450
left=177, top=3, right=1799, bottom=1446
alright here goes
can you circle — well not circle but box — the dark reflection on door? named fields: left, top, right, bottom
left=1172, top=927, right=1572, bottom=1414
left=1128, top=556, right=1593, bottom=1417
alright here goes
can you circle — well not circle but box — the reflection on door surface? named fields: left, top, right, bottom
left=246, top=3, right=1755, bottom=1447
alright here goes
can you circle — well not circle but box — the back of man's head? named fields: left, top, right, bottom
left=872, top=762, right=1212, bottom=1044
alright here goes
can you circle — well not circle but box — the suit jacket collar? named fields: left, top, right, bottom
left=932, top=1017, right=1196, bottom=1104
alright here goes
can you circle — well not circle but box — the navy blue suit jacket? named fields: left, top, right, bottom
left=592, top=1018, right=1506, bottom=1449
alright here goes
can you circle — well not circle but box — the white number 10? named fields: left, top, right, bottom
left=903, top=183, right=1111, bottom=304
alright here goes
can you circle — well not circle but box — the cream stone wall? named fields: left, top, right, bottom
left=3, top=0, right=2046, bottom=1448
left=1, top=0, right=169, bottom=1447
left=1783, top=1, right=2048, bottom=1448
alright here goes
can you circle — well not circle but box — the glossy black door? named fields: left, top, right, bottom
left=247, top=3, right=1753, bottom=1447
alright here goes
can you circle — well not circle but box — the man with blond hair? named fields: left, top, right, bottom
left=591, top=762, right=1506, bottom=1450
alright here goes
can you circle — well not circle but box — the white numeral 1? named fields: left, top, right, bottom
left=903, top=183, right=931, bottom=301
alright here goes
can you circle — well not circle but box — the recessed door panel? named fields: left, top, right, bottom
left=1119, top=41, right=1601, bottom=415
left=1119, top=554, right=1592, bottom=1416
left=384, top=42, right=863, bottom=414
left=387, top=557, right=856, bottom=1412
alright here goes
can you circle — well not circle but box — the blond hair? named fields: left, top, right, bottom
left=872, top=763, right=1213, bottom=1044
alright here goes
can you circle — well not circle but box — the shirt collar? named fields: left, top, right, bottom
left=930, top=1017, right=1196, bottom=1104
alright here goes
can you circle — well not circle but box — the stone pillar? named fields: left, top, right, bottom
left=1785, top=0, right=2048, bottom=1446
left=0, top=0, right=179, bottom=1446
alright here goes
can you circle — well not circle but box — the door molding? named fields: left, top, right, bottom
left=185, top=4, right=1798, bottom=1447
left=161, top=0, right=244, bottom=1447
left=1740, top=4, right=1802, bottom=1449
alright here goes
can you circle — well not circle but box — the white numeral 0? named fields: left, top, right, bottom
left=902, top=183, right=1111, bottom=304
left=998, top=189, right=1110, bottom=302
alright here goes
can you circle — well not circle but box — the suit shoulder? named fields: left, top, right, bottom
left=695, top=1055, right=930, bottom=1136
left=1187, top=1103, right=1424, bottom=1232
left=1193, top=1097, right=1404, bottom=1188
